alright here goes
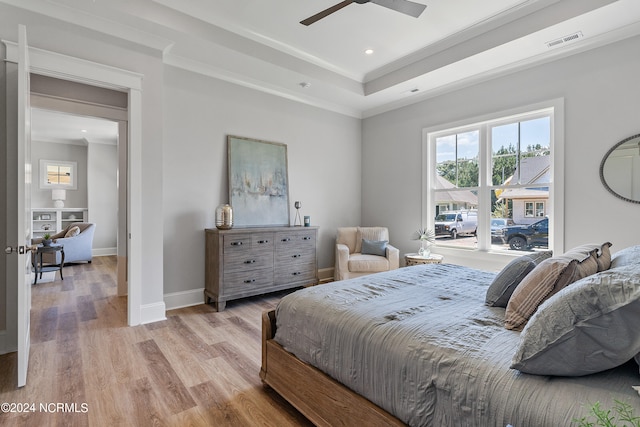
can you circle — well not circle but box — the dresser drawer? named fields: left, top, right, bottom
left=274, top=264, right=316, bottom=284
left=224, top=251, right=273, bottom=272
left=275, top=230, right=316, bottom=252
left=275, top=251, right=315, bottom=266
left=223, top=235, right=252, bottom=252
left=224, top=267, right=274, bottom=293
left=251, top=233, right=274, bottom=249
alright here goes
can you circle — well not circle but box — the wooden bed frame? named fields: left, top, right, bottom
left=260, top=309, right=405, bottom=427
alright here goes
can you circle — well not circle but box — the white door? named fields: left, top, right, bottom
left=15, top=24, right=32, bottom=388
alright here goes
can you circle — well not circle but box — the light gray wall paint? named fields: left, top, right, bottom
left=87, top=142, right=118, bottom=252
left=162, top=66, right=361, bottom=295
left=362, top=35, right=640, bottom=266
left=31, top=140, right=88, bottom=209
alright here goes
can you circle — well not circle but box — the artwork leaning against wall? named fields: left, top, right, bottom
left=227, top=135, right=290, bottom=227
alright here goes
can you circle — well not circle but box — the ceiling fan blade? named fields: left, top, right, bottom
left=371, top=0, right=426, bottom=18
left=300, top=0, right=355, bottom=26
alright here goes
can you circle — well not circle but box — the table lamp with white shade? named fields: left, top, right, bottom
left=52, top=188, right=66, bottom=208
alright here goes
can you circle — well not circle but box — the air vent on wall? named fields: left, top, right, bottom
left=546, top=31, right=583, bottom=48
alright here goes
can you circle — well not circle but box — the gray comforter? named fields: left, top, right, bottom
left=274, top=263, right=640, bottom=427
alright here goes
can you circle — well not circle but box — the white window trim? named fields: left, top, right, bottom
left=524, top=201, right=546, bottom=218
left=39, top=159, right=77, bottom=189
left=422, top=98, right=565, bottom=264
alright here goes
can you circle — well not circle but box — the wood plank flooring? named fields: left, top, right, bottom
left=0, top=256, right=313, bottom=426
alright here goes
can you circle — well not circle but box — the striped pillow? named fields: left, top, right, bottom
left=505, top=244, right=601, bottom=330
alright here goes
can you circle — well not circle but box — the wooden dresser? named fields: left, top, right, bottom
left=205, top=226, right=318, bottom=311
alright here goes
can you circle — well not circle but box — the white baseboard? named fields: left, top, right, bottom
left=318, top=267, right=334, bottom=283
left=164, top=288, right=205, bottom=311
left=93, top=247, right=117, bottom=257
left=139, top=301, right=167, bottom=325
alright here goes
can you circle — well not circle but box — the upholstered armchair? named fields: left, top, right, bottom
left=32, top=222, right=96, bottom=265
left=335, top=226, right=399, bottom=281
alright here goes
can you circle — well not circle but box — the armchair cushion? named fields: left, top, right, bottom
left=348, top=254, right=391, bottom=273
left=355, top=227, right=389, bottom=253
left=336, top=227, right=358, bottom=254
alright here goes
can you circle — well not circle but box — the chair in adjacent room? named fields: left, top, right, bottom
left=334, top=226, right=399, bottom=281
left=32, top=222, right=96, bottom=265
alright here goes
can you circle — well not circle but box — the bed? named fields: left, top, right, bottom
left=260, top=247, right=640, bottom=426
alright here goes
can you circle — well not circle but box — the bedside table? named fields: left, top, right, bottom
left=404, top=253, right=444, bottom=266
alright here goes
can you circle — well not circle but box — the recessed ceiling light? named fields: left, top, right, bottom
left=364, top=49, right=374, bottom=55
left=81, top=129, right=87, bottom=133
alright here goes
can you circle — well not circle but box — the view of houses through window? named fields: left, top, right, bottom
left=427, top=110, right=553, bottom=253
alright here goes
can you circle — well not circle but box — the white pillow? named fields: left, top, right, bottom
left=64, top=226, right=81, bottom=238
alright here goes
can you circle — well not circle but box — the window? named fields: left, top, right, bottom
left=525, top=201, right=545, bottom=218
left=39, top=159, right=77, bottom=189
left=423, top=100, right=564, bottom=255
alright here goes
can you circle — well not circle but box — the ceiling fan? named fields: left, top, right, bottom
left=300, top=0, right=427, bottom=26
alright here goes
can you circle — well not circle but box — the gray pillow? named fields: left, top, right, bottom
left=361, top=239, right=387, bottom=257
left=511, top=263, right=640, bottom=376
left=611, top=244, right=640, bottom=269
left=486, top=251, right=552, bottom=308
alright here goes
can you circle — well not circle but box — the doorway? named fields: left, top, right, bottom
left=3, top=40, right=145, bottom=326
left=30, top=75, right=128, bottom=298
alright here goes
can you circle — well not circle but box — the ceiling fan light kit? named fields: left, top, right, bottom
left=300, top=0, right=427, bottom=26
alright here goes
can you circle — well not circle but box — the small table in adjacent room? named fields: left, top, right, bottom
left=404, top=253, right=444, bottom=266
left=32, top=244, right=65, bottom=285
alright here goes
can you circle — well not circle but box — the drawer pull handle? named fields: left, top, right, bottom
left=292, top=254, right=301, bottom=258
left=244, top=279, right=256, bottom=283
left=281, top=238, right=291, bottom=242
left=303, top=236, right=311, bottom=240
left=292, top=272, right=301, bottom=276
left=230, top=242, right=243, bottom=246
left=257, top=240, right=269, bottom=244
left=244, top=260, right=256, bottom=264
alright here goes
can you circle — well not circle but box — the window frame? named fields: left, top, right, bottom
left=422, top=99, right=565, bottom=261
left=524, top=201, right=546, bottom=218
left=39, top=159, right=78, bottom=190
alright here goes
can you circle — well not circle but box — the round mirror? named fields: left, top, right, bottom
left=599, top=134, right=640, bottom=204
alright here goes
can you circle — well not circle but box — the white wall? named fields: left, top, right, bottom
left=362, top=35, right=640, bottom=269
left=87, top=142, right=118, bottom=254
left=162, top=65, right=361, bottom=298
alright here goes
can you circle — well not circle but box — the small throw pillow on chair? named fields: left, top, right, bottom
left=65, top=226, right=81, bottom=238
left=361, top=239, right=388, bottom=256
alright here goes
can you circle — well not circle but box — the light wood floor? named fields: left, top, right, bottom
left=0, top=256, right=313, bottom=426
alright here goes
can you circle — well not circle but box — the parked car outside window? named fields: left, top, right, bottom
left=491, top=218, right=515, bottom=243
left=502, top=217, right=549, bottom=250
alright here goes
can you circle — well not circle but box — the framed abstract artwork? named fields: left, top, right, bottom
left=227, top=135, right=290, bottom=227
